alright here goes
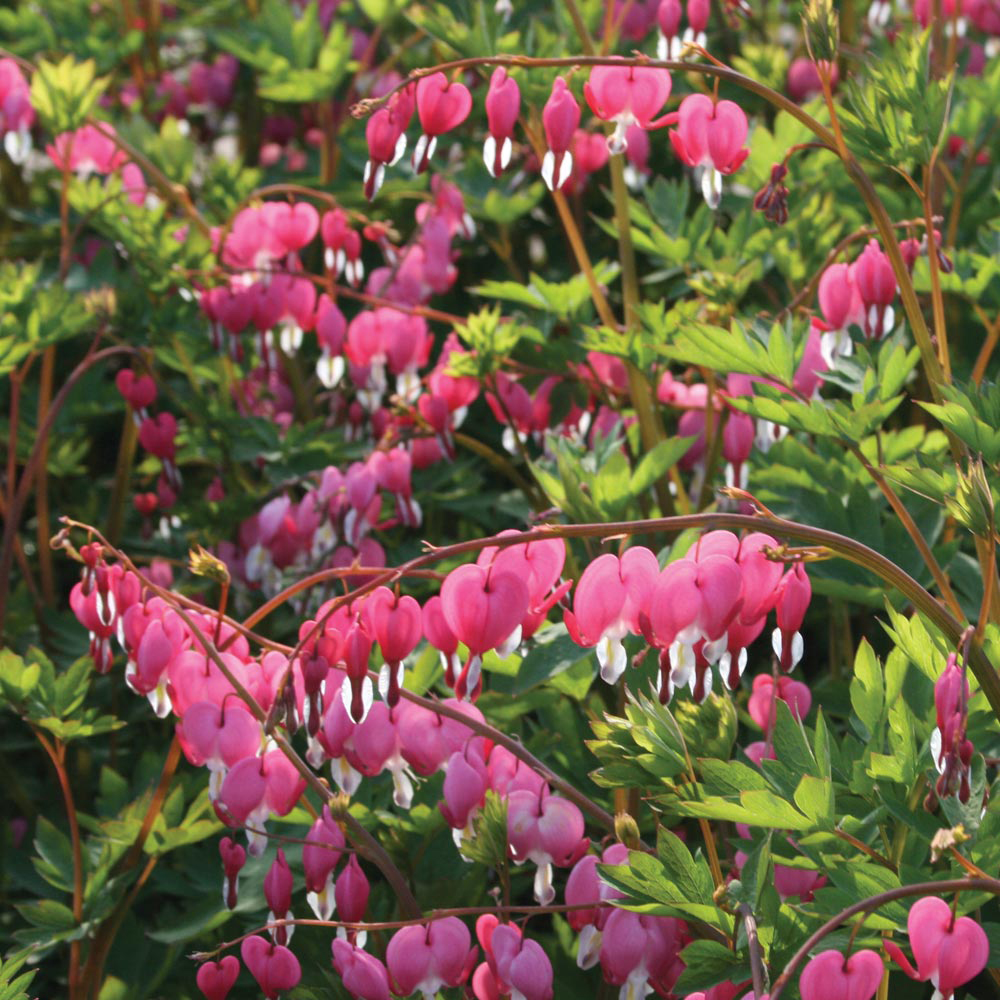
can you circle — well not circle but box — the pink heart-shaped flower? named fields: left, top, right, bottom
left=416, top=72, right=473, bottom=137
left=441, top=564, right=528, bottom=655
left=800, top=949, right=884, bottom=1000
left=196, top=955, right=240, bottom=1000
left=240, top=936, right=301, bottom=1000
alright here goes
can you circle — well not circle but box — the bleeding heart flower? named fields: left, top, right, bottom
left=490, top=925, right=554, bottom=1000
left=240, top=936, right=301, bottom=1000
left=332, top=939, right=391, bottom=1000
left=116, top=369, right=157, bottom=410
left=196, top=955, right=241, bottom=1000
left=886, top=896, right=989, bottom=1000
left=271, top=201, right=319, bottom=254
left=583, top=63, right=673, bottom=153
left=563, top=547, right=659, bottom=684
left=669, top=94, right=749, bottom=208
left=507, top=787, right=587, bottom=904
left=799, top=950, right=884, bottom=1000
left=364, top=586, right=422, bottom=705
left=386, top=918, right=477, bottom=999
left=440, top=563, right=529, bottom=700
left=138, top=412, right=178, bottom=461
left=413, top=72, right=472, bottom=173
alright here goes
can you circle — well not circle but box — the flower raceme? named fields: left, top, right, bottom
left=562, top=531, right=810, bottom=704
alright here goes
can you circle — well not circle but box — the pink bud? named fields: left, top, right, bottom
left=853, top=240, right=896, bottom=338
left=658, top=0, right=683, bottom=35
left=787, top=58, right=838, bottom=102
left=219, top=836, right=246, bottom=909
left=264, top=848, right=294, bottom=919
left=934, top=653, right=968, bottom=737
left=541, top=78, right=581, bottom=191
left=484, top=68, right=520, bottom=178
left=301, top=808, right=343, bottom=893
left=440, top=743, right=489, bottom=829
left=772, top=563, right=811, bottom=671
left=687, top=0, right=710, bottom=31
left=721, top=410, right=755, bottom=464
left=335, top=855, right=371, bottom=923
left=364, top=586, right=422, bottom=705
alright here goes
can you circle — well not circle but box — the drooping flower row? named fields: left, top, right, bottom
left=364, top=63, right=750, bottom=208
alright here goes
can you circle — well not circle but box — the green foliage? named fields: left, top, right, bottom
left=0, top=952, right=37, bottom=1000
left=29, top=56, right=106, bottom=132
left=0, top=263, right=93, bottom=376
left=214, top=0, right=352, bottom=101
left=474, top=261, right=621, bottom=321
left=841, top=31, right=951, bottom=170
left=531, top=428, right=692, bottom=521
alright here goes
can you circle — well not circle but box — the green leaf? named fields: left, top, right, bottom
left=30, top=56, right=107, bottom=131
left=145, top=895, right=231, bottom=945
left=599, top=853, right=732, bottom=933
left=16, top=899, right=76, bottom=930
left=850, top=639, right=884, bottom=740
left=32, top=816, right=76, bottom=892
left=699, top=758, right=770, bottom=795
left=673, top=940, right=751, bottom=993
left=512, top=625, right=589, bottom=694
left=656, top=829, right=715, bottom=905
left=462, top=792, right=508, bottom=868
left=793, top=775, right=835, bottom=828
left=673, top=788, right=813, bottom=831
left=731, top=832, right=772, bottom=909
left=631, top=438, right=696, bottom=498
